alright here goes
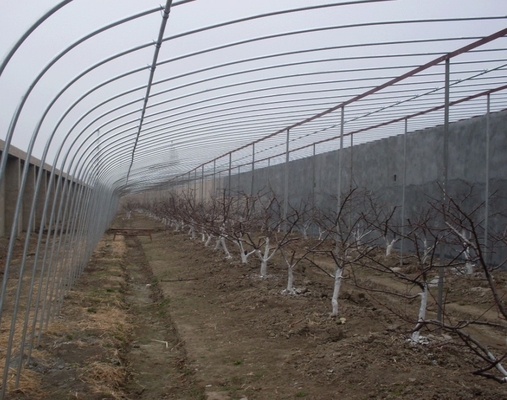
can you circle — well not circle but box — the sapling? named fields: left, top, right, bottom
left=256, top=236, right=278, bottom=277
left=187, top=223, right=197, bottom=240
left=306, top=189, right=377, bottom=316
left=358, top=204, right=444, bottom=343
left=385, top=236, right=400, bottom=256
left=278, top=202, right=321, bottom=293
left=295, top=197, right=316, bottom=240
left=214, top=224, right=232, bottom=259
left=227, top=194, right=260, bottom=263
left=249, top=192, right=282, bottom=276
left=385, top=190, right=507, bottom=381
left=409, top=237, right=435, bottom=343
left=204, top=233, right=214, bottom=247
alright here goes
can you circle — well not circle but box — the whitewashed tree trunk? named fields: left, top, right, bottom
left=213, top=235, right=232, bottom=259
left=188, top=225, right=196, bottom=240
left=465, top=259, right=474, bottom=275
left=300, top=221, right=311, bottom=240
left=235, top=240, right=248, bottom=263
left=234, top=240, right=257, bottom=264
left=411, top=283, right=428, bottom=343
left=318, top=227, right=326, bottom=240
left=462, top=230, right=474, bottom=274
left=256, top=237, right=277, bottom=277
left=285, top=264, right=295, bottom=293
left=220, top=236, right=232, bottom=259
left=205, top=233, right=213, bottom=247
left=260, top=258, right=268, bottom=276
left=331, top=265, right=343, bottom=316
left=385, top=237, right=399, bottom=256
left=486, top=350, right=507, bottom=381
left=174, top=220, right=184, bottom=232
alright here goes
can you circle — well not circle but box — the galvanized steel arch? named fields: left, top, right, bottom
left=0, top=0, right=506, bottom=394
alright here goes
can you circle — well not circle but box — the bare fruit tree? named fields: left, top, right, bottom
left=436, top=192, right=507, bottom=382
left=306, top=189, right=379, bottom=316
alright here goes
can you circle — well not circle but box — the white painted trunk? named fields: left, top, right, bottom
left=205, top=234, right=213, bottom=247
left=257, top=238, right=276, bottom=277
left=385, top=237, right=398, bottom=256
left=331, top=265, right=343, bottom=316
left=318, top=227, right=325, bottom=240
left=236, top=240, right=248, bottom=263
left=486, top=350, right=507, bottom=381
left=465, top=261, right=474, bottom=275
left=411, top=283, right=428, bottom=343
left=286, top=265, right=294, bottom=293
left=220, top=236, right=232, bottom=259
left=260, top=259, right=268, bottom=277
left=301, top=224, right=309, bottom=240
left=175, top=220, right=185, bottom=232
left=464, top=247, right=474, bottom=274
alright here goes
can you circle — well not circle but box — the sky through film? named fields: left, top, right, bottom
left=0, top=0, right=505, bottom=180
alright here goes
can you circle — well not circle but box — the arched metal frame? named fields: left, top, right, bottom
left=0, top=0, right=506, bottom=393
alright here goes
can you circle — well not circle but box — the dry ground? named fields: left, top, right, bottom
left=2, top=211, right=507, bottom=399
left=136, top=214, right=507, bottom=400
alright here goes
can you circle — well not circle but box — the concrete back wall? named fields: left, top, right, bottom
left=221, top=110, right=506, bottom=263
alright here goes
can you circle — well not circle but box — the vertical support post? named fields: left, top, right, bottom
left=237, top=166, right=241, bottom=192
left=228, top=153, right=232, bottom=197
left=23, top=164, right=36, bottom=233
left=484, top=93, right=490, bottom=263
left=348, top=131, right=354, bottom=228
left=201, top=165, right=204, bottom=202
left=213, top=160, right=216, bottom=198
left=350, top=132, right=354, bottom=192
left=283, top=129, right=290, bottom=231
left=5, top=156, right=22, bottom=236
left=251, top=143, right=255, bottom=197
left=187, top=171, right=191, bottom=193
left=337, top=107, right=345, bottom=212
left=400, top=118, right=408, bottom=267
left=193, top=169, right=197, bottom=202
left=437, top=57, right=450, bottom=326
left=267, top=157, right=271, bottom=187
left=312, top=143, right=316, bottom=208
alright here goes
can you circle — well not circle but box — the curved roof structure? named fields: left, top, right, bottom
left=0, top=1, right=506, bottom=394
left=1, top=0, right=506, bottom=195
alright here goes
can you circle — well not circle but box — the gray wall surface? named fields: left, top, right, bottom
left=221, top=110, right=507, bottom=264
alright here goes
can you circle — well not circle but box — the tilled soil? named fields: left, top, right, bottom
left=14, top=231, right=203, bottom=399
left=5, top=211, right=507, bottom=399
left=134, top=213, right=507, bottom=400
left=121, top=235, right=204, bottom=399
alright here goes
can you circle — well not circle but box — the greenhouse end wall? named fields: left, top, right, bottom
left=223, top=110, right=507, bottom=264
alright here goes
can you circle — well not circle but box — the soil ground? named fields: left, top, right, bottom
left=3, top=211, right=507, bottom=399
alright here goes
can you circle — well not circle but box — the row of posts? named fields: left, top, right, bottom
left=175, top=58, right=494, bottom=326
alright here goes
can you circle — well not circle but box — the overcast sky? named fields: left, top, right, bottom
left=0, top=0, right=505, bottom=186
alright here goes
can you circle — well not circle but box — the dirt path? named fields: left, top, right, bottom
left=23, top=231, right=203, bottom=399
left=122, top=236, right=204, bottom=399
